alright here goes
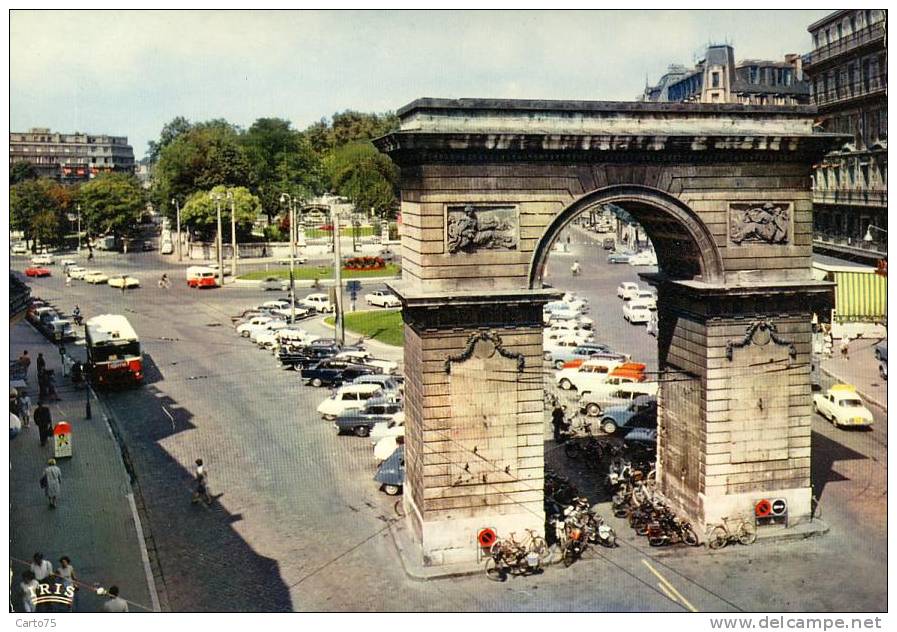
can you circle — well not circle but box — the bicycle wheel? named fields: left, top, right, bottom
left=738, top=522, right=757, bottom=545
left=530, top=537, right=551, bottom=562
left=682, top=525, right=699, bottom=547
left=708, top=526, right=728, bottom=550
left=484, top=557, right=506, bottom=582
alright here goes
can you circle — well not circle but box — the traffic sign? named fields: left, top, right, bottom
left=477, top=528, right=497, bottom=548
left=346, top=280, right=362, bottom=292
left=771, top=498, right=787, bottom=516
left=754, top=499, right=772, bottom=518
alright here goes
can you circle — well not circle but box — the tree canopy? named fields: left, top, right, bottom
left=78, top=173, right=146, bottom=239
left=10, top=162, right=39, bottom=185
left=325, top=142, right=399, bottom=218
left=10, top=178, right=67, bottom=249
left=179, top=185, right=261, bottom=240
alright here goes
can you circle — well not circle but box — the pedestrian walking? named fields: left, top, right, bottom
left=65, top=274, right=72, bottom=287
left=56, top=556, right=78, bottom=610
left=19, top=392, right=32, bottom=428
left=840, top=337, right=850, bottom=360
left=101, top=586, right=129, bottom=612
left=191, top=458, right=212, bottom=505
left=37, top=370, right=48, bottom=401
left=30, top=553, right=53, bottom=581
left=18, top=350, right=31, bottom=379
left=34, top=402, right=52, bottom=447
left=41, top=458, right=62, bottom=508
left=42, top=370, right=60, bottom=402
left=36, top=353, right=46, bottom=376
left=19, top=571, right=38, bottom=613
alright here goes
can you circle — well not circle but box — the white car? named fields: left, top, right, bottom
left=60, top=258, right=77, bottom=267
left=31, top=254, right=54, bottom=265
left=623, top=302, right=652, bottom=324
left=108, top=275, right=140, bottom=289
left=236, top=315, right=275, bottom=337
left=812, top=384, right=874, bottom=428
left=256, top=328, right=317, bottom=351
left=365, top=290, right=401, bottom=308
left=160, top=241, right=174, bottom=255
left=629, top=251, right=658, bottom=266
left=373, top=435, right=402, bottom=462
left=543, top=329, right=593, bottom=347
left=561, top=292, right=589, bottom=313
left=84, top=271, right=109, bottom=284
left=248, top=320, right=289, bottom=342
left=617, top=282, right=639, bottom=300
left=334, top=350, right=398, bottom=374
left=631, top=291, right=657, bottom=309
left=580, top=382, right=659, bottom=419
left=546, top=321, right=593, bottom=338
left=317, top=383, right=384, bottom=420
left=67, top=266, right=87, bottom=280
left=260, top=300, right=290, bottom=310
left=300, top=293, right=335, bottom=313
left=370, top=412, right=405, bottom=445
left=555, top=358, right=624, bottom=391
left=12, top=243, right=28, bottom=255
left=278, top=253, right=309, bottom=265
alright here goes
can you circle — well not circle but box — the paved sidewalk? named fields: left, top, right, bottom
left=9, top=321, right=157, bottom=612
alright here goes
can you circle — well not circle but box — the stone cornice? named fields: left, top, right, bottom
left=374, top=132, right=847, bottom=166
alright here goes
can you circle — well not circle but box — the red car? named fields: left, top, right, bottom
left=25, top=266, right=51, bottom=277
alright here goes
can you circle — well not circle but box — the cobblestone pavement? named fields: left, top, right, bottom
left=9, top=320, right=156, bottom=613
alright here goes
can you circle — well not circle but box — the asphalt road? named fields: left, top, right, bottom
left=11, top=234, right=886, bottom=612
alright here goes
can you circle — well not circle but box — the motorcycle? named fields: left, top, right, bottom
left=647, top=514, right=699, bottom=547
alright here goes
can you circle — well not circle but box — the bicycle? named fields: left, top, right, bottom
left=707, top=515, right=757, bottom=549
left=484, top=530, right=547, bottom=581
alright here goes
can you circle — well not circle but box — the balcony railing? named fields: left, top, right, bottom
left=813, top=231, right=888, bottom=256
left=813, top=188, right=888, bottom=208
left=813, top=74, right=887, bottom=107
left=804, top=22, right=886, bottom=68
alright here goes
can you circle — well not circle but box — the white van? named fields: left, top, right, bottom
left=186, top=266, right=219, bottom=288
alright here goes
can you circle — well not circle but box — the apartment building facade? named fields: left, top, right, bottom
left=9, top=127, right=135, bottom=183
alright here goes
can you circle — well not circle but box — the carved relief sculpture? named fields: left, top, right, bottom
left=726, top=319, right=797, bottom=361
left=446, top=204, right=518, bottom=253
left=729, top=202, right=790, bottom=245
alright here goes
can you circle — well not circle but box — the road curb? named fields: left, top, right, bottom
left=232, top=276, right=399, bottom=288
left=819, top=366, right=886, bottom=410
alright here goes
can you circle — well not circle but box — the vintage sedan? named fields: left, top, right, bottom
left=31, top=254, right=54, bottom=265
left=364, top=290, right=401, bottom=308
left=812, top=384, right=874, bottom=429
left=301, top=359, right=377, bottom=387
left=24, top=266, right=51, bottom=277
left=332, top=398, right=403, bottom=437
left=374, top=446, right=405, bottom=496
left=84, top=271, right=110, bottom=284
left=607, top=251, right=633, bottom=264
left=598, top=396, right=657, bottom=436
left=66, top=265, right=87, bottom=279
left=108, top=275, right=140, bottom=289
left=260, top=277, right=289, bottom=292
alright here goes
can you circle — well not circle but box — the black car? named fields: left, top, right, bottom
left=301, top=359, right=377, bottom=387
left=278, top=344, right=341, bottom=369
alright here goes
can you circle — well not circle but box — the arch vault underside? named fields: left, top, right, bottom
left=374, top=98, right=842, bottom=568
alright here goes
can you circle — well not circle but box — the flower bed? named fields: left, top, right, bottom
left=343, top=256, right=385, bottom=271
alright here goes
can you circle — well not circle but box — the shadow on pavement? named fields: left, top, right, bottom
left=96, top=382, right=293, bottom=612
left=811, top=430, right=867, bottom=502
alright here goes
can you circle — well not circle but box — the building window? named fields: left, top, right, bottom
left=850, top=15, right=856, bottom=33
left=825, top=28, right=831, bottom=45
left=837, top=23, right=843, bottom=40
left=711, top=72, right=720, bottom=88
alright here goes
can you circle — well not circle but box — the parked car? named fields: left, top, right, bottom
left=555, top=357, right=625, bottom=391
left=370, top=412, right=405, bottom=445
left=236, top=315, right=275, bottom=337
left=616, top=282, right=639, bottom=300
left=623, top=302, right=652, bottom=324
left=560, top=293, right=589, bottom=313
left=351, top=374, right=403, bottom=398
left=11, top=243, right=28, bottom=255
left=545, top=343, right=622, bottom=369
left=333, top=350, right=397, bottom=374
left=261, top=277, right=289, bottom=292
left=629, top=250, right=658, bottom=266
left=278, top=253, right=309, bottom=265
left=60, top=258, right=77, bottom=268
left=248, top=320, right=290, bottom=342
left=25, top=266, right=51, bottom=277
left=333, top=398, right=403, bottom=436
left=365, top=290, right=401, bottom=308
left=66, top=265, right=87, bottom=279
left=874, top=340, right=887, bottom=362
left=31, top=254, right=54, bottom=265
left=301, top=359, right=377, bottom=387
left=108, top=275, right=140, bottom=289
left=375, top=445, right=405, bottom=495
left=607, top=251, right=633, bottom=264
left=543, top=328, right=594, bottom=347
left=598, top=396, right=657, bottom=436
left=602, top=237, right=616, bottom=250
left=580, top=382, right=659, bottom=418
left=160, top=241, right=174, bottom=255
left=278, top=343, right=341, bottom=369
left=84, top=271, right=110, bottom=284
left=812, top=384, right=874, bottom=428
left=300, top=293, right=335, bottom=313
left=317, top=383, right=384, bottom=419
left=260, top=299, right=291, bottom=310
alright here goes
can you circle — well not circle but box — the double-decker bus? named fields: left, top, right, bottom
left=85, top=314, right=143, bottom=387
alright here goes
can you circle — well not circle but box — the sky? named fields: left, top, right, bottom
left=10, top=9, right=830, bottom=159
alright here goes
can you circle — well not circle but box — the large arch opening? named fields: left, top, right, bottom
left=529, top=185, right=724, bottom=289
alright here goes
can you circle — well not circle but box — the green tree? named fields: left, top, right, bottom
left=179, top=185, right=261, bottom=240
left=241, top=118, right=324, bottom=219
left=78, top=173, right=146, bottom=240
left=325, top=142, right=399, bottom=218
left=145, top=116, right=193, bottom=163
left=152, top=122, right=253, bottom=218
left=9, top=161, right=39, bottom=185
left=10, top=178, right=63, bottom=249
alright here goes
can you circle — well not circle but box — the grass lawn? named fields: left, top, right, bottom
left=239, top=263, right=400, bottom=281
left=305, top=226, right=376, bottom=239
left=324, top=309, right=403, bottom=346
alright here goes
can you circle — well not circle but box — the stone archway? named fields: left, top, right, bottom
left=375, top=98, right=841, bottom=569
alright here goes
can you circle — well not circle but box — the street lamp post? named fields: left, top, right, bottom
left=332, top=205, right=345, bottom=346
left=210, top=192, right=224, bottom=287
left=864, top=224, right=887, bottom=243
left=76, top=204, right=82, bottom=252
left=226, top=191, right=238, bottom=277
left=280, top=193, right=296, bottom=322
left=83, top=323, right=91, bottom=419
left=171, top=198, right=182, bottom=262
